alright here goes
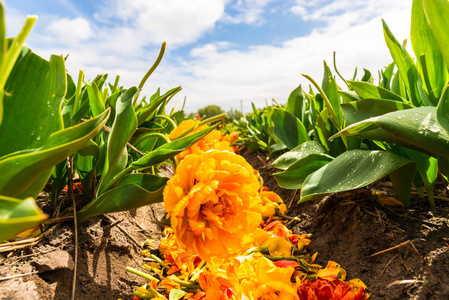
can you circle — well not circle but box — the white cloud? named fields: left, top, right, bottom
left=47, top=17, right=94, bottom=45
left=169, top=0, right=412, bottom=113
left=221, top=0, right=277, bottom=25
left=5, top=0, right=413, bottom=115
left=96, top=0, right=227, bottom=46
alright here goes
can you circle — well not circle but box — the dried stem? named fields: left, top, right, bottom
left=68, top=156, right=78, bottom=300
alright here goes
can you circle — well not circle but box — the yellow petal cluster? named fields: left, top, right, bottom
left=163, top=149, right=263, bottom=260
left=168, top=120, right=234, bottom=162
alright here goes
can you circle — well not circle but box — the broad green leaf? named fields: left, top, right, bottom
left=299, top=150, right=416, bottom=206
left=0, top=109, right=110, bottom=197
left=0, top=50, right=66, bottom=156
left=341, top=99, right=414, bottom=147
left=274, top=154, right=333, bottom=189
left=322, top=61, right=343, bottom=124
left=271, top=108, right=309, bottom=150
left=315, top=108, right=345, bottom=157
left=97, top=87, right=138, bottom=195
left=272, top=141, right=327, bottom=170
left=130, top=125, right=218, bottom=171
left=361, top=68, right=372, bottom=82
left=86, top=82, right=105, bottom=117
left=50, top=160, right=68, bottom=204
left=423, top=0, right=449, bottom=73
left=136, top=86, right=181, bottom=125
left=77, top=174, right=168, bottom=224
left=333, top=107, right=449, bottom=158
left=438, top=155, right=449, bottom=183
left=411, top=0, right=447, bottom=105
left=0, top=196, right=46, bottom=241
left=381, top=62, right=395, bottom=90
left=75, top=139, right=100, bottom=199
left=341, top=99, right=414, bottom=125
left=268, top=143, right=288, bottom=159
left=348, top=81, right=406, bottom=102
left=383, top=20, right=422, bottom=106
left=404, top=148, right=438, bottom=207
left=338, top=91, right=361, bottom=103
left=0, top=3, right=5, bottom=70
left=437, top=84, right=449, bottom=135
left=286, top=85, right=305, bottom=122
left=0, top=15, right=37, bottom=125
left=391, top=69, right=407, bottom=99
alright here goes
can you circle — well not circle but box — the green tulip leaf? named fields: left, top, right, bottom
left=411, top=0, right=448, bottom=105
left=423, top=0, right=449, bottom=74
left=348, top=81, right=406, bottom=102
left=300, top=150, right=416, bottom=207
left=0, top=196, right=47, bottom=241
left=0, top=108, right=110, bottom=198
left=0, top=50, right=66, bottom=157
left=271, top=108, right=309, bottom=150
left=332, top=107, right=449, bottom=158
left=130, top=124, right=218, bottom=171
left=437, top=84, right=449, bottom=136
left=77, top=174, right=168, bottom=224
left=383, top=19, right=422, bottom=106
left=272, top=141, right=327, bottom=170
left=97, top=87, right=138, bottom=195
left=274, top=153, right=333, bottom=189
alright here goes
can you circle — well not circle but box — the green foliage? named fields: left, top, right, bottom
left=226, top=108, right=243, bottom=122
left=299, top=150, right=416, bottom=207
left=198, top=105, right=224, bottom=119
left=233, top=0, right=449, bottom=208
left=0, top=7, right=219, bottom=239
left=0, top=196, right=46, bottom=241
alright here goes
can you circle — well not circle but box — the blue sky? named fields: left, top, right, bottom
left=5, top=0, right=411, bottom=114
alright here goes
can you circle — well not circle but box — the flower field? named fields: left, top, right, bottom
left=1, top=0, right=449, bottom=299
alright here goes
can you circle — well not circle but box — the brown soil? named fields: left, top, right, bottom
left=242, top=150, right=449, bottom=300
left=0, top=194, right=167, bottom=300
left=1, top=150, right=448, bottom=300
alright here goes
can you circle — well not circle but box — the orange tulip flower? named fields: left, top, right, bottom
left=164, top=150, right=263, bottom=260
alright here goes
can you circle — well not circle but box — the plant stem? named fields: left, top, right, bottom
left=155, top=114, right=177, bottom=129
left=68, top=156, right=78, bottom=300
left=169, top=276, right=199, bottom=289
left=189, top=260, right=206, bottom=282
left=138, top=42, right=166, bottom=90
left=112, top=75, right=120, bottom=93
left=73, top=69, right=84, bottom=119
left=333, top=52, right=349, bottom=89
left=149, top=254, right=168, bottom=270
left=198, top=113, right=227, bottom=126
left=126, top=267, right=160, bottom=282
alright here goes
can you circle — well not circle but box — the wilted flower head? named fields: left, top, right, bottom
left=296, top=278, right=369, bottom=300
left=163, top=150, right=263, bottom=260
left=259, top=190, right=287, bottom=218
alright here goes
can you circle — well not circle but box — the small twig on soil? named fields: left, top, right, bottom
left=103, top=218, right=124, bottom=231
left=41, top=215, right=74, bottom=225
left=68, top=156, right=79, bottom=300
left=370, top=240, right=420, bottom=257
left=256, top=154, right=268, bottom=168
left=103, top=214, right=142, bottom=249
left=386, top=279, right=420, bottom=288
left=287, top=190, right=298, bottom=211
left=378, top=254, right=398, bottom=278
left=0, top=224, right=59, bottom=253
left=0, top=271, right=40, bottom=281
